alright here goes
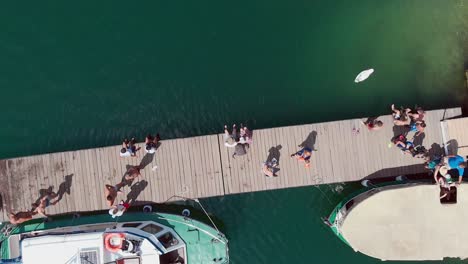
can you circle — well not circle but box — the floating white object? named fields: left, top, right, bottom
left=354, top=68, right=374, bottom=83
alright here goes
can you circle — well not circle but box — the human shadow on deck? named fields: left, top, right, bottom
left=299, top=131, right=317, bottom=150
left=55, top=174, right=74, bottom=202
left=412, top=133, right=426, bottom=147
left=392, top=125, right=409, bottom=138
left=427, top=143, right=444, bottom=160
left=266, top=145, right=282, bottom=166
left=126, top=180, right=148, bottom=204
left=362, top=164, right=427, bottom=181
left=139, top=153, right=155, bottom=170
left=446, top=139, right=459, bottom=156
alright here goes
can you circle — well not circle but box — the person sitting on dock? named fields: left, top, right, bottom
left=392, top=134, right=414, bottom=155
left=120, top=138, right=139, bottom=157
left=145, top=134, right=161, bottom=154
left=223, top=124, right=238, bottom=148
left=262, top=158, right=278, bottom=177
left=408, top=120, right=426, bottom=137
left=434, top=166, right=456, bottom=200
left=32, top=192, right=59, bottom=217
left=239, top=124, right=253, bottom=145
left=443, top=155, right=467, bottom=184
left=291, top=147, right=312, bottom=167
left=8, top=211, right=34, bottom=225
left=105, top=182, right=126, bottom=207
left=408, top=107, right=425, bottom=122
left=391, top=104, right=411, bottom=126
left=361, top=118, right=383, bottom=131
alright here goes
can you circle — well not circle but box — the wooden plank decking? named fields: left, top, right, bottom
left=0, top=108, right=463, bottom=221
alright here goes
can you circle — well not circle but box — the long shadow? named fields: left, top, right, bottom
left=392, top=124, right=409, bottom=139
left=139, top=153, right=155, bottom=170
left=427, top=143, right=444, bottom=160
left=412, top=133, right=426, bottom=147
left=126, top=180, right=148, bottom=204
left=299, top=131, right=317, bottom=150
left=55, top=174, right=74, bottom=202
left=446, top=139, right=459, bottom=156
left=363, top=164, right=427, bottom=181
left=266, top=145, right=282, bottom=166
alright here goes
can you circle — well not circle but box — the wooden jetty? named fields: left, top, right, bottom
left=0, top=107, right=463, bottom=221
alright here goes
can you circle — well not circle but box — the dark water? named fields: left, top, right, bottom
left=1, top=1, right=467, bottom=263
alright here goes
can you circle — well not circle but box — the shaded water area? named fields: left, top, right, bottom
left=0, top=0, right=467, bottom=263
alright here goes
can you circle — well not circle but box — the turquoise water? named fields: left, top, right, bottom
left=0, top=1, right=467, bottom=263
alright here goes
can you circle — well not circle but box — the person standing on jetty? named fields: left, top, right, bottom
left=291, top=147, right=312, bottom=167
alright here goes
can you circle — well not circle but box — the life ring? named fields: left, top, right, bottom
left=104, top=233, right=125, bottom=252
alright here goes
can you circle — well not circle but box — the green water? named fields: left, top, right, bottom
left=1, top=1, right=467, bottom=263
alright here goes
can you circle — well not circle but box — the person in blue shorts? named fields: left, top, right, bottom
left=444, top=155, right=467, bottom=184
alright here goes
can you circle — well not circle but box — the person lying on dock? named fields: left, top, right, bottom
left=105, top=182, right=126, bottom=207
left=291, top=147, right=312, bottom=167
left=9, top=211, right=34, bottom=225
left=443, top=155, right=467, bottom=184
left=361, top=118, right=383, bottom=131
left=32, top=193, right=59, bottom=217
left=391, top=104, right=411, bottom=126
left=120, top=138, right=139, bottom=157
left=145, top=134, right=161, bottom=154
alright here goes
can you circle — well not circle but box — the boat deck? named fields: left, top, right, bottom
left=0, top=108, right=462, bottom=221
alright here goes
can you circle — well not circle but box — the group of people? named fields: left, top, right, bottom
left=104, top=166, right=142, bottom=218
left=120, top=134, right=161, bottom=157
left=432, top=155, right=467, bottom=200
left=390, top=105, right=427, bottom=157
left=389, top=104, right=468, bottom=200
left=223, top=124, right=253, bottom=158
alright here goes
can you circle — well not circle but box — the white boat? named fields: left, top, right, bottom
left=0, top=209, right=229, bottom=264
left=354, top=69, right=374, bottom=83
left=326, top=181, right=468, bottom=261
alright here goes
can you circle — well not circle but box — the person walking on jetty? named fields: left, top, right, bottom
left=105, top=182, right=126, bottom=207
left=120, top=138, right=139, bottom=157
left=361, top=118, right=383, bottom=131
left=291, top=147, right=312, bottom=167
left=145, top=134, right=161, bottom=154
